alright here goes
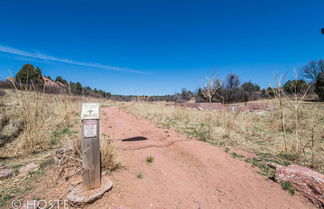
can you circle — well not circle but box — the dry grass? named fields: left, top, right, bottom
left=0, top=89, right=79, bottom=157
left=0, top=89, right=117, bottom=157
left=0, top=89, right=119, bottom=208
left=124, top=100, right=324, bottom=173
left=100, top=133, right=121, bottom=171
left=0, top=89, right=82, bottom=207
left=74, top=133, right=121, bottom=172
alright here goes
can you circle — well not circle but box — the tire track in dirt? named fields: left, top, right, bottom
left=118, top=140, right=189, bottom=151
left=88, top=106, right=315, bottom=209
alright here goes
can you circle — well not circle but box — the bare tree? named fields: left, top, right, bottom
left=283, top=70, right=310, bottom=159
left=268, top=70, right=310, bottom=158
left=202, top=74, right=223, bottom=104
left=300, top=60, right=324, bottom=83
left=202, top=73, right=223, bottom=141
left=226, top=73, right=240, bottom=89
left=224, top=73, right=240, bottom=103
left=267, top=73, right=288, bottom=153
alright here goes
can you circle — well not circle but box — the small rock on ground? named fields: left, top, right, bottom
left=19, top=163, right=39, bottom=175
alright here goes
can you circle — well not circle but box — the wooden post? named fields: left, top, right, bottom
left=81, top=103, right=101, bottom=190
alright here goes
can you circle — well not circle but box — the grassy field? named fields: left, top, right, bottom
left=124, top=100, right=324, bottom=173
left=0, top=88, right=323, bottom=207
left=0, top=90, right=79, bottom=156
left=0, top=89, right=118, bottom=208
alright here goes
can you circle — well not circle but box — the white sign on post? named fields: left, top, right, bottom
left=83, top=120, right=97, bottom=138
left=81, top=103, right=101, bottom=190
left=81, top=103, right=100, bottom=120
left=81, top=103, right=99, bottom=138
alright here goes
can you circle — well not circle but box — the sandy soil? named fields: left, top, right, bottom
left=85, top=106, right=315, bottom=209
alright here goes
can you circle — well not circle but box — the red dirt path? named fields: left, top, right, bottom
left=90, top=106, right=315, bottom=209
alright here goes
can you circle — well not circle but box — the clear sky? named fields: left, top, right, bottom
left=0, top=0, right=323, bottom=95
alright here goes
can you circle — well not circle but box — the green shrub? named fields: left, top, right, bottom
left=231, top=152, right=244, bottom=158
left=146, top=156, right=154, bottom=163
left=281, top=181, right=295, bottom=195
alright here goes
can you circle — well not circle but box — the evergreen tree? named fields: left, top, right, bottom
left=75, top=82, right=83, bottom=94
left=16, top=64, right=36, bottom=84
left=315, top=72, right=324, bottom=100
left=283, top=80, right=309, bottom=94
left=55, top=76, right=68, bottom=85
left=34, top=67, right=44, bottom=86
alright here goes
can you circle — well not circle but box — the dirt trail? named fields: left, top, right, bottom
left=91, top=106, right=315, bottom=209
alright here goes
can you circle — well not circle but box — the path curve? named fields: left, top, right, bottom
left=90, top=106, right=315, bottom=209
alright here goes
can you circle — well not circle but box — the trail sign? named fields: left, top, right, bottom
left=83, top=120, right=97, bottom=138
left=81, top=103, right=101, bottom=190
left=81, top=103, right=99, bottom=120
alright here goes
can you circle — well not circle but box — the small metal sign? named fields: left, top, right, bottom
left=83, top=120, right=97, bottom=138
left=81, top=103, right=100, bottom=120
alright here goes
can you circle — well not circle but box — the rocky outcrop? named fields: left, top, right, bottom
left=0, top=168, right=13, bottom=180
left=273, top=164, right=324, bottom=207
left=19, top=163, right=39, bottom=175
left=0, top=162, right=40, bottom=179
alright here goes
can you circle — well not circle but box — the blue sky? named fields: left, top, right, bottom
left=0, top=0, right=323, bottom=95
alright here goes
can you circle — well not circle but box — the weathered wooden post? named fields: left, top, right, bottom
left=81, top=103, right=101, bottom=190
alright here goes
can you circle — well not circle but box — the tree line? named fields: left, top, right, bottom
left=147, top=59, right=323, bottom=103
left=1, top=60, right=323, bottom=102
left=1, top=64, right=112, bottom=98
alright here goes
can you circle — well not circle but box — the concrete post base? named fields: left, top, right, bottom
left=67, top=176, right=113, bottom=207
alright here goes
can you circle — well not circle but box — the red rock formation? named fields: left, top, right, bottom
left=274, top=165, right=324, bottom=207
left=42, top=76, right=59, bottom=88
left=6, top=77, right=16, bottom=83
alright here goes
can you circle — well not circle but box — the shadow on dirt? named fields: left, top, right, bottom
left=121, top=136, right=148, bottom=142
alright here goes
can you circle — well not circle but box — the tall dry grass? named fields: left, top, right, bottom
left=124, top=101, right=324, bottom=173
left=0, top=89, right=79, bottom=157
left=100, top=133, right=121, bottom=171
left=73, top=132, right=121, bottom=173
left=0, top=89, right=120, bottom=207
left=0, top=89, right=81, bottom=207
left=0, top=89, right=119, bottom=159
